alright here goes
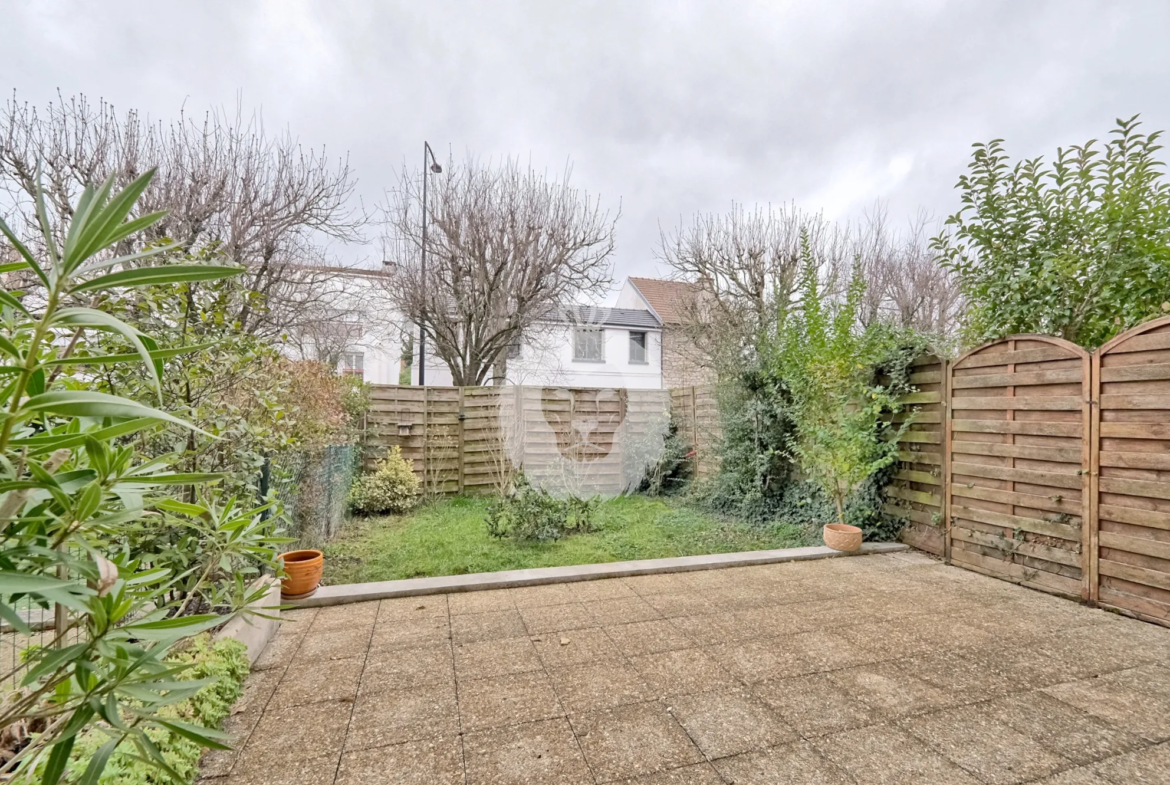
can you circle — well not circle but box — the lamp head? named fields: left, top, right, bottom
left=430, top=162, right=443, bottom=174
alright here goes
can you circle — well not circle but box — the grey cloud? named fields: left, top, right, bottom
left=4, top=0, right=1170, bottom=296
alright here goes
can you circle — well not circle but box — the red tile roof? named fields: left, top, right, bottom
left=628, top=277, right=700, bottom=324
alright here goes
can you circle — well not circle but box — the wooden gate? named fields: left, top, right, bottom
left=1092, top=315, right=1170, bottom=624
left=946, top=337, right=1091, bottom=599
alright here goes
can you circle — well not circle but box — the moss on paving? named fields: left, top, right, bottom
left=322, top=495, right=814, bottom=584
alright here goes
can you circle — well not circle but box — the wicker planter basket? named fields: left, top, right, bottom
left=822, top=523, right=863, bottom=552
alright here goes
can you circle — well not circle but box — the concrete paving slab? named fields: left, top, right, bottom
left=752, top=673, right=879, bottom=737
left=463, top=718, right=593, bottom=785
left=630, top=648, right=739, bottom=698
left=899, top=702, right=1072, bottom=784
left=572, top=702, right=704, bottom=782
left=344, top=683, right=459, bottom=751
left=530, top=626, right=623, bottom=669
left=549, top=659, right=650, bottom=714
left=336, top=737, right=463, bottom=785
left=458, top=670, right=564, bottom=732
left=667, top=688, right=798, bottom=758
left=712, top=741, right=855, bottom=784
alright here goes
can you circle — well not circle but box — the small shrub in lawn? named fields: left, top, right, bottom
left=350, top=446, right=421, bottom=514
left=485, top=472, right=599, bottom=542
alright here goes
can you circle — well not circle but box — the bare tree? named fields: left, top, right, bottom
left=657, top=202, right=849, bottom=371
left=0, top=91, right=366, bottom=338
left=659, top=203, right=961, bottom=372
left=853, top=207, right=963, bottom=336
left=381, top=156, right=618, bottom=386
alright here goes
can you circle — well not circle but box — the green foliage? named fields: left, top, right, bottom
left=636, top=413, right=692, bottom=496
left=936, top=115, right=1170, bottom=349
left=63, top=636, right=249, bottom=785
left=690, top=369, right=794, bottom=524
left=323, top=495, right=813, bottom=583
left=484, top=472, right=599, bottom=543
left=349, top=446, right=420, bottom=515
left=771, top=237, right=913, bottom=526
left=91, top=267, right=358, bottom=501
left=0, top=171, right=280, bottom=784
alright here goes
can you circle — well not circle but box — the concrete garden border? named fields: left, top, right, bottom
left=288, top=541, right=908, bottom=608
left=213, top=576, right=282, bottom=665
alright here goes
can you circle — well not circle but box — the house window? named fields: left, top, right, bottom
left=341, top=351, right=365, bottom=378
left=506, top=342, right=521, bottom=360
left=629, top=331, right=647, bottom=364
left=573, top=328, right=604, bottom=361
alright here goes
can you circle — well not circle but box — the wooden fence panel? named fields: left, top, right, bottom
left=1093, top=315, right=1170, bottom=624
left=946, top=337, right=1091, bottom=599
left=885, top=354, right=948, bottom=557
left=669, top=384, right=720, bottom=479
left=366, top=384, right=681, bottom=496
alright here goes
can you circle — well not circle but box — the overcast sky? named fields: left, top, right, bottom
left=5, top=0, right=1170, bottom=302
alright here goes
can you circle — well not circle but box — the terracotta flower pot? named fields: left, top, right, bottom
left=279, top=549, right=324, bottom=598
left=823, top=523, right=863, bottom=553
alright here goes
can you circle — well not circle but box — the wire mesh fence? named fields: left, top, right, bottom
left=2, top=603, right=84, bottom=692
left=267, top=444, right=358, bottom=549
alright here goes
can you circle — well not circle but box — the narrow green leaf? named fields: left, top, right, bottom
left=0, top=213, right=49, bottom=287
left=78, top=738, right=120, bottom=785
left=129, top=472, right=224, bottom=487
left=75, top=241, right=179, bottom=274
left=70, top=264, right=242, bottom=294
left=0, top=288, right=29, bottom=315
left=22, top=391, right=211, bottom=436
left=47, top=308, right=160, bottom=394
left=40, top=733, right=74, bottom=785
left=154, top=719, right=232, bottom=750
left=45, top=340, right=217, bottom=368
left=68, top=170, right=157, bottom=269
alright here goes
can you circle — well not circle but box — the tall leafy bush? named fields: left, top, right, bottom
left=935, top=115, right=1170, bottom=349
left=0, top=172, right=282, bottom=784
left=772, top=237, right=912, bottom=527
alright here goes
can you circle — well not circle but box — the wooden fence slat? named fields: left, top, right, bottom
left=952, top=420, right=1082, bottom=438
left=951, top=462, right=1082, bottom=491
left=950, top=396, right=1083, bottom=411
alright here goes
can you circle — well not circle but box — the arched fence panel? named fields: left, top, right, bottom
left=946, top=337, right=1091, bottom=599
left=886, top=354, right=948, bottom=557
left=1092, top=315, right=1170, bottom=624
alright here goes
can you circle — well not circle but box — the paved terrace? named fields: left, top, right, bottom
left=201, top=551, right=1170, bottom=784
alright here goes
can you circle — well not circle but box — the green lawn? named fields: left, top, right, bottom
left=322, top=495, right=815, bottom=584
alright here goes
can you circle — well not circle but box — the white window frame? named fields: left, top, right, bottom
left=341, top=350, right=365, bottom=378
left=629, top=331, right=648, bottom=364
left=573, top=328, right=605, bottom=362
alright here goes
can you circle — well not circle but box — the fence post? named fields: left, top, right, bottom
left=1087, top=349, right=1101, bottom=603
left=690, top=386, right=699, bottom=477
left=259, top=456, right=271, bottom=521
left=942, top=358, right=952, bottom=564
left=458, top=387, right=466, bottom=495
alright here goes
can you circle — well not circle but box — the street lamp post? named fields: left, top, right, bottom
left=419, top=142, right=442, bottom=386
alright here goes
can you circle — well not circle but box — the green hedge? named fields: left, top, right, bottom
left=65, top=635, right=250, bottom=785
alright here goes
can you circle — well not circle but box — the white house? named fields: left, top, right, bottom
left=413, top=304, right=664, bottom=388
left=286, top=271, right=672, bottom=389
left=279, top=267, right=407, bottom=385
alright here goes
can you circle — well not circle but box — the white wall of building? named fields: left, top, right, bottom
left=410, top=322, right=663, bottom=389
left=615, top=279, right=655, bottom=313
left=278, top=269, right=407, bottom=386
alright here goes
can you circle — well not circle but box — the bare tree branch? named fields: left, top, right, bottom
left=0, top=91, right=367, bottom=339
left=380, top=156, right=618, bottom=386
